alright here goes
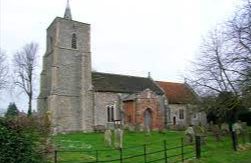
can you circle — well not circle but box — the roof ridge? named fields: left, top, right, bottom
left=92, top=71, right=149, bottom=79
left=92, top=71, right=164, bottom=95
left=156, top=81, right=184, bottom=85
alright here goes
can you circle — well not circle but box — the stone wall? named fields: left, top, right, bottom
left=48, top=95, right=81, bottom=132
left=191, top=111, right=207, bottom=126
left=38, top=17, right=93, bottom=133
left=94, top=92, right=126, bottom=128
left=169, top=104, right=188, bottom=128
left=168, top=104, right=207, bottom=129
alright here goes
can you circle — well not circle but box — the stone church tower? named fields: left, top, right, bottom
left=38, top=1, right=94, bottom=132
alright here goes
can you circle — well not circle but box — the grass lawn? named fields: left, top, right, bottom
left=53, top=131, right=251, bottom=163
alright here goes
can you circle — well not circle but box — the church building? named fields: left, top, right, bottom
left=37, top=2, right=206, bottom=133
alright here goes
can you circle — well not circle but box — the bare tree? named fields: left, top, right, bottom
left=188, top=0, right=251, bottom=105
left=187, top=0, right=251, bottom=125
left=186, top=33, right=245, bottom=147
left=13, top=42, right=39, bottom=116
left=0, top=49, right=8, bottom=90
left=184, top=2, right=251, bottom=150
left=188, top=29, right=239, bottom=97
left=226, top=0, right=251, bottom=107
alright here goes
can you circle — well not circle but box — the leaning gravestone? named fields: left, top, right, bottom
left=104, top=129, right=112, bottom=147
left=185, top=125, right=195, bottom=144
left=114, top=127, right=123, bottom=149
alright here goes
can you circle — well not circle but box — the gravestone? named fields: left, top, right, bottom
left=233, top=120, right=243, bottom=147
left=185, top=125, right=195, bottom=144
left=194, top=123, right=207, bottom=145
left=104, top=129, right=112, bottom=147
left=233, top=121, right=243, bottom=135
left=114, top=127, right=123, bottom=149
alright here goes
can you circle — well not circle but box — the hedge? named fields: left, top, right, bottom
left=0, top=116, right=51, bottom=163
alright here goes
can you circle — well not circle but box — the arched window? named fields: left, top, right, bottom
left=71, top=33, right=77, bottom=49
left=179, top=109, right=184, bottom=119
left=107, top=105, right=114, bottom=122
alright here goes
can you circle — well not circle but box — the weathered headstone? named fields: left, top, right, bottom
left=233, top=120, right=243, bottom=147
left=185, top=125, right=195, bottom=144
left=233, top=121, right=243, bottom=135
left=194, top=123, right=207, bottom=145
left=114, top=127, right=123, bottom=149
left=104, top=129, right=112, bottom=147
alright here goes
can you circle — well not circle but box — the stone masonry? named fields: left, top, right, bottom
left=37, top=17, right=94, bottom=132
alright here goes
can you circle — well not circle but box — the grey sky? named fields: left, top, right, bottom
left=0, top=0, right=239, bottom=112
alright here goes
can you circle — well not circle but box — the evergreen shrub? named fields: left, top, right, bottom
left=0, top=115, right=51, bottom=163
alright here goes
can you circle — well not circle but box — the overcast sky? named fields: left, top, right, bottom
left=0, top=0, right=240, bottom=112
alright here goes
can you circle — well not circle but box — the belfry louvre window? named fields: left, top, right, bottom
left=71, top=33, right=77, bottom=49
left=107, top=105, right=114, bottom=122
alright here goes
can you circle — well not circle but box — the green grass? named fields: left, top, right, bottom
left=198, top=136, right=251, bottom=163
left=53, top=131, right=251, bottom=163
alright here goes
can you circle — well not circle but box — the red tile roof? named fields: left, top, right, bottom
left=156, top=81, right=196, bottom=104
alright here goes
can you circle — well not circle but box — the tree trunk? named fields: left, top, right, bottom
left=28, top=95, right=32, bottom=116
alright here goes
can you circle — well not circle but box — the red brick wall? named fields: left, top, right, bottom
left=123, top=89, right=164, bottom=130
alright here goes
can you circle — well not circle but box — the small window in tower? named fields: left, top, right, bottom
left=71, top=33, right=77, bottom=49
left=50, top=37, right=53, bottom=50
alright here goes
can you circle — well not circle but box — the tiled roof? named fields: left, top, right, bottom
left=92, top=72, right=164, bottom=95
left=157, top=81, right=197, bottom=104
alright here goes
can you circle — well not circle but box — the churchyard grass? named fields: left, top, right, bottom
left=53, top=130, right=251, bottom=163
left=198, top=134, right=251, bottom=163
